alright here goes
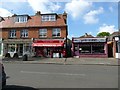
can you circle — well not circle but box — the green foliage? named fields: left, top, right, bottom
left=97, top=32, right=110, bottom=37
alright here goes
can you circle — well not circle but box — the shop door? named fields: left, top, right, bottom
left=18, top=44, right=23, bottom=56
left=108, top=44, right=113, bottom=57
left=47, top=48, right=51, bottom=57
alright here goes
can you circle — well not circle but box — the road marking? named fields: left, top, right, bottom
left=21, top=71, right=85, bottom=76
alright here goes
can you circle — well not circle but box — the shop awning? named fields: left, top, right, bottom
left=32, top=42, right=64, bottom=47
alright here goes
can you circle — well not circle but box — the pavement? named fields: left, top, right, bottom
left=1, top=57, right=120, bottom=66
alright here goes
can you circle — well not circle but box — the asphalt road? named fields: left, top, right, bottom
left=2, top=63, right=118, bottom=89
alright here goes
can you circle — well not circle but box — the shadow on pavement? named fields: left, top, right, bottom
left=2, top=85, right=39, bottom=90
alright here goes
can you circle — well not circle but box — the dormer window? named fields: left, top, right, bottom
left=42, top=15, right=56, bottom=21
left=15, top=16, right=28, bottom=23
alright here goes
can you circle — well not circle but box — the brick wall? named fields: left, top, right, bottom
left=2, top=26, right=67, bottom=39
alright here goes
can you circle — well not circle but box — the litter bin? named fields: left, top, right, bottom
left=23, top=54, right=28, bottom=61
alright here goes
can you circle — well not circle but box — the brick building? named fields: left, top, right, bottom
left=0, top=11, right=68, bottom=58
left=107, top=31, right=120, bottom=58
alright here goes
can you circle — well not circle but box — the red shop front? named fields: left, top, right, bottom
left=32, top=39, right=66, bottom=58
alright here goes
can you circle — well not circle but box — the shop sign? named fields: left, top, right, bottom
left=115, top=37, right=119, bottom=41
left=73, top=38, right=106, bottom=43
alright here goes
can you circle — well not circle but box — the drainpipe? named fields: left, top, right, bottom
left=64, top=26, right=68, bottom=62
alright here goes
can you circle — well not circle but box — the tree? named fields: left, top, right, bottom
left=97, top=32, right=110, bottom=37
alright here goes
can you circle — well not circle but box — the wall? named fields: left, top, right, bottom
left=2, top=26, right=67, bottom=39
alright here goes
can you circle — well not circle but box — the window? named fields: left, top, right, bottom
left=92, top=45, right=104, bottom=54
left=79, top=45, right=91, bottom=54
left=52, top=28, right=61, bottom=37
left=8, top=44, right=16, bottom=52
left=79, top=44, right=105, bottom=54
left=39, top=29, right=47, bottom=37
left=10, top=30, right=16, bottom=38
left=24, top=43, right=31, bottom=52
left=42, top=15, right=56, bottom=21
left=15, top=16, right=28, bottom=23
left=21, top=29, right=28, bottom=38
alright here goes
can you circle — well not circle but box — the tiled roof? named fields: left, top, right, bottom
left=0, top=13, right=67, bottom=28
left=107, top=31, right=120, bottom=41
left=111, top=31, right=120, bottom=36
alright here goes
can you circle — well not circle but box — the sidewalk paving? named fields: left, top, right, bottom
left=2, top=57, right=119, bottom=66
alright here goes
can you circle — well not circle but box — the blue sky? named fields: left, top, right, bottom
left=0, top=0, right=119, bottom=39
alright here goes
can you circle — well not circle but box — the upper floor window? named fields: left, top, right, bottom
left=52, top=28, right=61, bottom=37
left=15, top=16, right=28, bottom=23
left=10, top=30, right=16, bottom=38
left=21, top=29, right=28, bottom=38
left=39, top=29, right=47, bottom=37
left=42, top=15, right=56, bottom=21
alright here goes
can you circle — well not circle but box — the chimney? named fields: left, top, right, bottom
left=85, top=33, right=88, bottom=36
left=35, top=11, right=41, bottom=15
left=63, top=11, right=67, bottom=19
left=63, top=11, right=67, bottom=24
left=12, top=14, right=17, bottom=17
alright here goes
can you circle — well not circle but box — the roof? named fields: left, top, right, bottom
left=111, top=31, right=120, bottom=36
left=107, top=31, right=120, bottom=41
left=0, top=13, right=67, bottom=29
left=79, top=33, right=94, bottom=38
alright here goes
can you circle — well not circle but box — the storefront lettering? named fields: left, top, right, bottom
left=73, top=38, right=106, bottom=42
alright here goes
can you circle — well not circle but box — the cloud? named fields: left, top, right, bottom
left=0, top=8, right=12, bottom=17
left=65, top=0, right=92, bottom=19
left=98, top=24, right=117, bottom=34
left=27, top=0, right=61, bottom=13
left=83, top=7, right=104, bottom=24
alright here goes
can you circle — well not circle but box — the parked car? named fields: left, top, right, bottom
left=0, top=63, right=6, bottom=88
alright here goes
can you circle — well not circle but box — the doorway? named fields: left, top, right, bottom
left=17, top=44, right=23, bottom=56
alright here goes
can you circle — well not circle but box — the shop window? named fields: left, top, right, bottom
left=24, top=44, right=31, bottom=53
left=52, top=28, right=61, bottom=37
left=9, top=30, right=16, bottom=38
left=39, top=29, right=47, bottom=37
left=92, top=45, right=104, bottom=54
left=8, top=44, right=16, bottom=52
left=21, top=29, right=28, bottom=38
left=74, top=44, right=78, bottom=52
left=79, top=45, right=91, bottom=53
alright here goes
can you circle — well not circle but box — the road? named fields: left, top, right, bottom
left=2, top=63, right=118, bottom=89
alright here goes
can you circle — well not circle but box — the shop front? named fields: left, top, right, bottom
left=72, top=37, right=108, bottom=58
left=3, top=39, right=33, bottom=58
left=32, top=39, right=66, bottom=58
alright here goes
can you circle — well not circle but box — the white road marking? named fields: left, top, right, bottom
left=20, top=71, right=85, bottom=76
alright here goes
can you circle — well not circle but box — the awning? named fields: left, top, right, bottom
left=32, top=42, right=64, bottom=47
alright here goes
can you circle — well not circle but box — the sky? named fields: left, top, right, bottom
left=0, top=0, right=119, bottom=39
